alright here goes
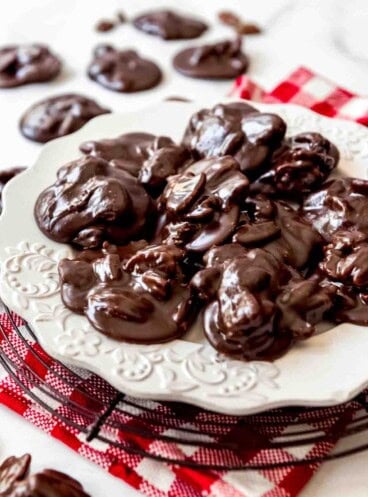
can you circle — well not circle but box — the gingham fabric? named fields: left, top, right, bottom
left=0, top=67, right=368, bottom=497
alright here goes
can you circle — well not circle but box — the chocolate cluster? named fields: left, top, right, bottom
left=0, top=453, right=90, bottom=497
left=0, top=44, right=61, bottom=88
left=35, top=102, right=368, bottom=361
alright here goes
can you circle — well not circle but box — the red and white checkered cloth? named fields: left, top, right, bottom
left=0, top=67, right=368, bottom=497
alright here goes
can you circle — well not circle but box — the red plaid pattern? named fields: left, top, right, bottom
left=231, top=66, right=368, bottom=126
left=1, top=67, right=368, bottom=497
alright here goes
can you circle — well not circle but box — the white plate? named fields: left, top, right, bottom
left=1, top=99, right=368, bottom=415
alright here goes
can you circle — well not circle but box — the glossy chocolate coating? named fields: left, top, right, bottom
left=173, top=38, right=249, bottom=79
left=182, top=102, right=286, bottom=174
left=34, top=102, right=368, bottom=361
left=0, top=454, right=90, bottom=497
left=133, top=10, right=207, bottom=40
left=157, top=156, right=249, bottom=252
left=88, top=44, right=162, bottom=92
left=234, top=197, right=322, bottom=269
left=0, top=454, right=31, bottom=494
left=191, top=245, right=333, bottom=360
left=303, top=178, right=368, bottom=240
left=0, top=167, right=25, bottom=211
left=59, top=243, right=196, bottom=343
left=251, top=132, right=339, bottom=196
left=20, top=94, right=110, bottom=143
left=0, top=44, right=61, bottom=88
left=81, top=132, right=190, bottom=192
left=34, top=156, right=154, bottom=249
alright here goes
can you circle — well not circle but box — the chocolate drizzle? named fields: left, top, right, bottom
left=34, top=101, right=368, bottom=361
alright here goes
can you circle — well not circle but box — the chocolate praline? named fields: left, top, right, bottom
left=88, top=44, right=162, bottom=92
left=173, top=38, right=249, bottom=79
left=0, top=44, right=61, bottom=88
left=133, top=10, right=207, bottom=40
left=20, top=94, right=110, bottom=143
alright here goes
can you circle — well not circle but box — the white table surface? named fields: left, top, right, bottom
left=0, top=1, right=368, bottom=495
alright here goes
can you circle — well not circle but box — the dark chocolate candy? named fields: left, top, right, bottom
left=218, top=11, right=262, bottom=35
left=88, top=44, right=162, bottom=92
left=133, top=10, right=207, bottom=40
left=34, top=156, right=154, bottom=249
left=0, top=167, right=25, bottom=212
left=303, top=178, right=368, bottom=240
left=20, top=94, right=110, bottom=143
left=173, top=37, right=249, bottom=79
left=81, top=132, right=190, bottom=191
left=251, top=132, right=339, bottom=196
left=0, top=454, right=31, bottom=494
left=234, top=197, right=322, bottom=269
left=191, top=245, right=333, bottom=360
left=59, top=243, right=196, bottom=343
left=157, top=155, right=249, bottom=252
left=0, top=44, right=61, bottom=88
left=182, top=102, right=286, bottom=174
left=95, top=19, right=116, bottom=32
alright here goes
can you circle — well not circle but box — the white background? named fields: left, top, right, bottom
left=0, top=0, right=368, bottom=496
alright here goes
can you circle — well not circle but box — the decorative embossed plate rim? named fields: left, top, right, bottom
left=1, top=99, right=368, bottom=415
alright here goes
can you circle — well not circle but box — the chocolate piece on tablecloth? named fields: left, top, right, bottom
left=173, top=37, right=249, bottom=79
left=0, top=167, right=25, bottom=212
left=0, top=44, right=61, bottom=88
left=303, top=178, right=368, bottom=240
left=182, top=102, right=286, bottom=175
left=81, top=132, right=191, bottom=192
left=0, top=454, right=90, bottom=497
left=34, top=156, right=154, bottom=249
left=133, top=10, right=207, bottom=40
left=88, top=44, right=162, bottom=92
left=58, top=242, right=197, bottom=343
left=0, top=454, right=31, bottom=494
left=156, top=155, right=249, bottom=252
left=251, top=132, right=339, bottom=196
left=20, top=94, right=110, bottom=143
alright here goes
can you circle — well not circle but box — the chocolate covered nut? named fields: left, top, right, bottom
left=34, top=156, right=154, bottom=249
left=0, top=454, right=31, bottom=494
left=7, top=469, right=91, bottom=497
left=59, top=243, right=196, bottom=343
left=157, top=156, right=249, bottom=251
left=0, top=167, right=25, bottom=211
left=192, top=246, right=293, bottom=360
left=81, top=132, right=190, bottom=192
left=88, top=44, right=162, bottom=92
left=251, top=132, right=339, bottom=196
left=320, top=230, right=368, bottom=287
left=81, top=133, right=169, bottom=169
left=182, top=102, right=286, bottom=174
left=303, top=178, right=368, bottom=239
left=0, top=44, right=61, bottom=88
left=173, top=37, right=249, bottom=79
left=234, top=198, right=322, bottom=269
left=133, top=10, right=207, bottom=40
left=20, top=94, right=110, bottom=143
left=276, top=278, right=334, bottom=339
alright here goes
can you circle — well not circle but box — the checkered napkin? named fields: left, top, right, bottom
left=0, top=67, right=368, bottom=497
